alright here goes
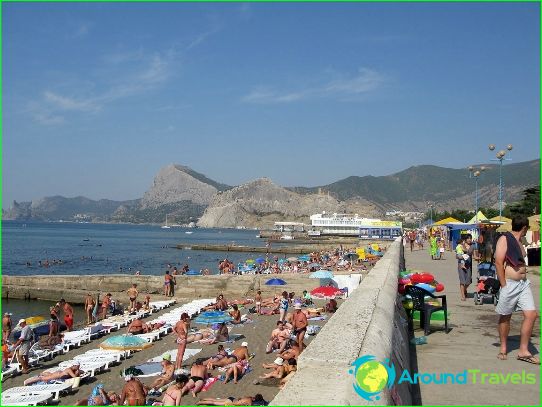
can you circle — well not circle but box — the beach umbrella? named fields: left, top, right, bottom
left=309, top=270, right=334, bottom=279
left=307, top=262, right=321, bottom=268
left=186, top=269, right=201, bottom=276
left=277, top=258, right=287, bottom=264
left=310, top=286, right=343, bottom=299
left=100, top=335, right=152, bottom=351
left=265, top=278, right=287, bottom=286
left=287, top=257, right=298, bottom=262
left=194, top=311, right=232, bottom=325
left=298, top=255, right=311, bottom=262
left=255, top=257, right=266, bottom=264
left=245, top=259, right=255, bottom=265
left=343, top=252, right=359, bottom=261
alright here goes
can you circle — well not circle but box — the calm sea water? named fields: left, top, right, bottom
left=2, top=221, right=273, bottom=276
left=2, top=221, right=285, bottom=321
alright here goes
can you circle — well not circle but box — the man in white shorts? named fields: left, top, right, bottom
left=495, top=215, right=539, bottom=364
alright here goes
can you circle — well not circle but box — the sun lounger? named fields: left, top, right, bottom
left=134, top=331, right=161, bottom=343
left=4, top=381, right=74, bottom=401
left=58, top=359, right=108, bottom=377
left=1, top=363, right=21, bottom=382
left=2, top=392, right=53, bottom=406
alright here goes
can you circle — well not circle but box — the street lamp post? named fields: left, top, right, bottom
left=468, top=166, right=486, bottom=223
left=427, top=202, right=434, bottom=224
left=488, top=144, right=513, bottom=220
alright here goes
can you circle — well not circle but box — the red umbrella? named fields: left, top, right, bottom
left=310, top=286, right=343, bottom=299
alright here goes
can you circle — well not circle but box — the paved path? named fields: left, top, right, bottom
left=404, top=247, right=540, bottom=406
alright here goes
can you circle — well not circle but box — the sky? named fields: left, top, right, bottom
left=2, top=2, right=540, bottom=208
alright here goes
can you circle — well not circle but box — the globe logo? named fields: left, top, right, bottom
left=349, top=355, right=396, bottom=401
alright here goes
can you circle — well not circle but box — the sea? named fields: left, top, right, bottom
left=1, top=220, right=287, bottom=323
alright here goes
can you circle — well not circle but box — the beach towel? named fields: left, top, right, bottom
left=147, top=348, right=201, bottom=363
left=307, top=325, right=321, bottom=335
left=308, top=316, right=327, bottom=321
left=218, top=333, right=244, bottom=344
left=201, top=377, right=219, bottom=392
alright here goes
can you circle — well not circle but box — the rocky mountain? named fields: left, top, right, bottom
left=2, top=196, right=139, bottom=222
left=197, top=178, right=383, bottom=228
left=3, top=159, right=538, bottom=225
left=290, top=159, right=539, bottom=212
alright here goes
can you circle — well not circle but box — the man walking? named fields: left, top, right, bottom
left=495, top=215, right=539, bottom=364
left=13, top=319, right=33, bottom=373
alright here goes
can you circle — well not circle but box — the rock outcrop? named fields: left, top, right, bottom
left=140, top=164, right=220, bottom=208
left=197, top=178, right=382, bottom=228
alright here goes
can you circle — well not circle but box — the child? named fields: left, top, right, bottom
left=255, top=290, right=262, bottom=315
left=455, top=240, right=467, bottom=270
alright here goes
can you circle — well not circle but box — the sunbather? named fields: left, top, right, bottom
left=223, top=358, right=250, bottom=384
left=279, top=340, right=300, bottom=361
left=207, top=342, right=249, bottom=369
left=204, top=345, right=229, bottom=369
left=229, top=305, right=242, bottom=324
left=266, top=321, right=291, bottom=354
left=24, top=363, right=82, bottom=385
left=161, top=374, right=188, bottom=406
left=197, top=394, right=267, bottom=406
left=181, top=360, right=208, bottom=398
left=258, top=358, right=296, bottom=382
left=74, top=383, right=112, bottom=406
left=147, top=354, right=175, bottom=392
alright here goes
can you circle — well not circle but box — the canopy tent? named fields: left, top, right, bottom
left=432, top=217, right=460, bottom=226
left=528, top=215, right=540, bottom=232
left=467, top=211, right=488, bottom=224
left=490, top=216, right=511, bottom=223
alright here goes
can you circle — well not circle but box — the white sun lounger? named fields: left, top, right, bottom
left=134, top=331, right=161, bottom=343
left=58, top=359, right=108, bottom=377
left=1, top=363, right=21, bottom=382
left=4, top=382, right=74, bottom=401
left=2, top=392, right=53, bottom=406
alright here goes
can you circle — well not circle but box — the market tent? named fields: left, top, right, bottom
left=490, top=216, right=511, bottom=223
left=433, top=217, right=460, bottom=226
left=467, top=211, right=488, bottom=224
left=528, top=215, right=540, bottom=232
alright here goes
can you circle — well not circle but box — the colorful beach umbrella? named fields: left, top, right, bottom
left=255, top=257, right=266, bottom=264
left=186, top=269, right=201, bottom=276
left=265, top=278, right=287, bottom=286
left=298, top=255, right=311, bottom=262
left=310, top=286, right=343, bottom=299
left=194, top=311, right=232, bottom=325
left=100, top=335, right=152, bottom=351
left=309, top=270, right=334, bottom=279
left=245, top=259, right=255, bottom=265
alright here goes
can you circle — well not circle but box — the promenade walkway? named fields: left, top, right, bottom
left=404, top=246, right=540, bottom=406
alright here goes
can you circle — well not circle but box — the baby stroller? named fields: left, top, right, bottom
left=473, top=262, right=500, bottom=305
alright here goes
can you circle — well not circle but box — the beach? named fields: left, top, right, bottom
left=2, top=295, right=339, bottom=405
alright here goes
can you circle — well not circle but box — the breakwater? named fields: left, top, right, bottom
left=2, top=273, right=330, bottom=305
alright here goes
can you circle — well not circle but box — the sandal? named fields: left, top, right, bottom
left=497, top=352, right=507, bottom=360
left=517, top=355, right=540, bottom=365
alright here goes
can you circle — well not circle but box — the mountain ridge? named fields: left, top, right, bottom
left=3, top=159, right=539, bottom=225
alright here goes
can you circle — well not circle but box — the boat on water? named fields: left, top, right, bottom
left=185, top=231, right=193, bottom=234
left=161, top=215, right=171, bottom=229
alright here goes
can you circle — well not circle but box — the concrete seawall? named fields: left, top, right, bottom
left=2, top=273, right=330, bottom=305
left=271, top=238, right=411, bottom=406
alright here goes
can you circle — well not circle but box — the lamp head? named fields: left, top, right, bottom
left=488, top=144, right=496, bottom=151
left=507, top=144, right=513, bottom=151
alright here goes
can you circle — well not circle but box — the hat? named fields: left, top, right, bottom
left=294, top=303, right=302, bottom=309
left=18, top=319, right=26, bottom=325
left=273, top=357, right=284, bottom=366
left=3, top=312, right=12, bottom=316
left=241, top=341, right=248, bottom=347
left=162, top=353, right=171, bottom=361
left=72, top=361, right=80, bottom=366
left=124, top=374, right=133, bottom=381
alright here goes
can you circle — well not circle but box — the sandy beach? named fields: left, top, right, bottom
left=2, top=296, right=338, bottom=406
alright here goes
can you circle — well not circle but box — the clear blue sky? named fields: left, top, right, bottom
left=3, top=2, right=540, bottom=207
